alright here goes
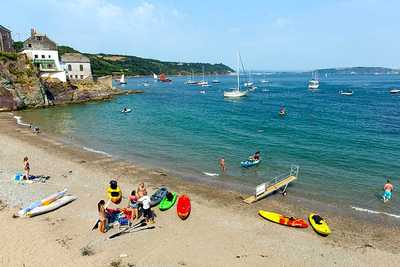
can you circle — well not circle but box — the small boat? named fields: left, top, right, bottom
left=244, top=81, right=254, bottom=87
left=241, top=159, right=261, bottom=168
left=339, top=90, right=353, bottom=96
left=200, top=90, right=206, bottom=94
left=224, top=52, right=248, bottom=98
left=185, top=70, right=198, bottom=85
left=197, top=66, right=208, bottom=86
left=159, top=192, right=177, bottom=211
left=27, top=195, right=77, bottom=217
left=389, top=88, right=400, bottom=94
left=260, top=79, right=269, bottom=84
left=177, top=195, right=191, bottom=220
left=121, top=108, right=132, bottom=113
left=153, top=73, right=158, bottom=80
left=119, top=74, right=127, bottom=84
left=308, top=213, right=331, bottom=236
left=259, top=210, right=308, bottom=228
left=150, top=187, right=168, bottom=207
left=158, top=73, right=172, bottom=82
left=308, top=71, right=319, bottom=89
left=248, top=85, right=257, bottom=92
left=212, top=79, right=220, bottom=84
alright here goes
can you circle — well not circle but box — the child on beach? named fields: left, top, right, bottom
left=139, top=191, right=154, bottom=223
left=98, top=200, right=108, bottom=233
left=127, top=190, right=139, bottom=222
left=23, top=156, right=30, bottom=180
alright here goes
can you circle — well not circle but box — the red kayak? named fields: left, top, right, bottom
left=177, top=195, right=191, bottom=220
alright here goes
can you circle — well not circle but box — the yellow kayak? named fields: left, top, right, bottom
left=259, top=210, right=308, bottom=228
left=308, top=213, right=331, bottom=236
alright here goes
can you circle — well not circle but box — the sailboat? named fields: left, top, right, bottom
left=212, top=73, right=221, bottom=84
left=244, top=70, right=254, bottom=87
left=260, top=73, right=269, bottom=84
left=308, top=71, right=319, bottom=89
left=197, top=66, right=209, bottom=87
left=153, top=73, right=158, bottom=80
left=224, top=52, right=248, bottom=98
left=185, top=69, right=198, bottom=85
left=119, top=73, right=127, bottom=84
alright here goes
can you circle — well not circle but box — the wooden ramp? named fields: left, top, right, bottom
left=243, top=165, right=299, bottom=204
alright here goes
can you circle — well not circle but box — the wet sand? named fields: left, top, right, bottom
left=0, top=112, right=399, bottom=266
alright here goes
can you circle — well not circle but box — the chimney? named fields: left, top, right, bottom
left=31, top=28, right=36, bottom=36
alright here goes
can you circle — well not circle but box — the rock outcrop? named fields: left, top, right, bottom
left=0, top=52, right=143, bottom=111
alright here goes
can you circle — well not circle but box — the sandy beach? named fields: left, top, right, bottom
left=0, top=112, right=399, bottom=267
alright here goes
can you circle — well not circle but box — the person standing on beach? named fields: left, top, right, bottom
left=139, top=191, right=154, bottom=223
left=219, top=157, right=225, bottom=173
left=137, top=182, right=147, bottom=199
left=23, top=156, right=30, bottom=180
left=383, top=179, right=394, bottom=203
left=97, top=200, right=108, bottom=233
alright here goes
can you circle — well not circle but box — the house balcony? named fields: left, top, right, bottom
left=33, top=59, right=60, bottom=72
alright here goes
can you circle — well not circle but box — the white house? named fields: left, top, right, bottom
left=21, top=28, right=66, bottom=82
left=61, top=53, right=92, bottom=81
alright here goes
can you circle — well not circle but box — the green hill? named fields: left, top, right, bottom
left=57, top=45, right=233, bottom=77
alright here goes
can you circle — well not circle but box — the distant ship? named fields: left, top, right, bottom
left=308, top=71, right=319, bottom=89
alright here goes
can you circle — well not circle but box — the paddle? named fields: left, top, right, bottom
left=108, top=220, right=147, bottom=239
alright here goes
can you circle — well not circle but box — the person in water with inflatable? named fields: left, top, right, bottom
left=383, top=179, right=394, bottom=203
left=279, top=106, right=286, bottom=116
left=249, top=151, right=261, bottom=161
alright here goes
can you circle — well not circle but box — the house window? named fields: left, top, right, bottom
left=80, top=75, right=84, bottom=79
left=41, top=55, right=45, bottom=59
left=79, top=64, right=83, bottom=71
left=68, top=64, right=72, bottom=71
left=36, top=36, right=42, bottom=41
left=48, top=64, right=53, bottom=69
left=48, top=55, right=51, bottom=58
left=75, top=75, right=78, bottom=79
left=28, top=44, right=32, bottom=48
left=34, top=54, right=38, bottom=58
left=70, top=75, right=73, bottom=78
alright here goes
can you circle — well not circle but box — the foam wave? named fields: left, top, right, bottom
left=202, top=172, right=219, bottom=177
left=82, top=146, right=111, bottom=157
left=13, top=116, right=31, bottom=127
left=351, top=206, right=400, bottom=219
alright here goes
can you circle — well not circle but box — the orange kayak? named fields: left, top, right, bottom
left=177, top=195, right=191, bottom=220
left=259, top=210, right=308, bottom=228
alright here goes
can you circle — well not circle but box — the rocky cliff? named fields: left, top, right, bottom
left=0, top=52, right=142, bottom=111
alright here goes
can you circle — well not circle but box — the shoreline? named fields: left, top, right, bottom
left=1, top=112, right=399, bottom=266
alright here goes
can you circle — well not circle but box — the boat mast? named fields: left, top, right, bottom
left=237, top=52, right=240, bottom=91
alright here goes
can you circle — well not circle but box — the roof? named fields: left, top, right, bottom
left=61, top=53, right=90, bottom=63
left=0, top=25, right=11, bottom=33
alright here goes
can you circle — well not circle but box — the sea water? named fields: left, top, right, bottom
left=18, top=73, right=400, bottom=217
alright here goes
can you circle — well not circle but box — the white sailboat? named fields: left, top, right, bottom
left=197, top=66, right=209, bottom=86
left=119, top=74, right=127, bottom=84
left=224, top=52, right=248, bottom=98
left=308, top=71, right=319, bottom=89
left=153, top=73, right=158, bottom=80
left=185, top=69, right=198, bottom=85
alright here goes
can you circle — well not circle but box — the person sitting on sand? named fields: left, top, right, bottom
left=98, top=200, right=108, bottom=233
left=127, top=190, right=139, bottom=222
left=23, top=156, right=30, bottom=180
left=383, top=179, right=394, bottom=203
left=138, top=191, right=154, bottom=223
left=219, top=157, right=225, bottom=173
left=137, top=182, right=147, bottom=198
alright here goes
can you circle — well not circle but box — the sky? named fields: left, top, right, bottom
left=2, top=0, right=400, bottom=71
